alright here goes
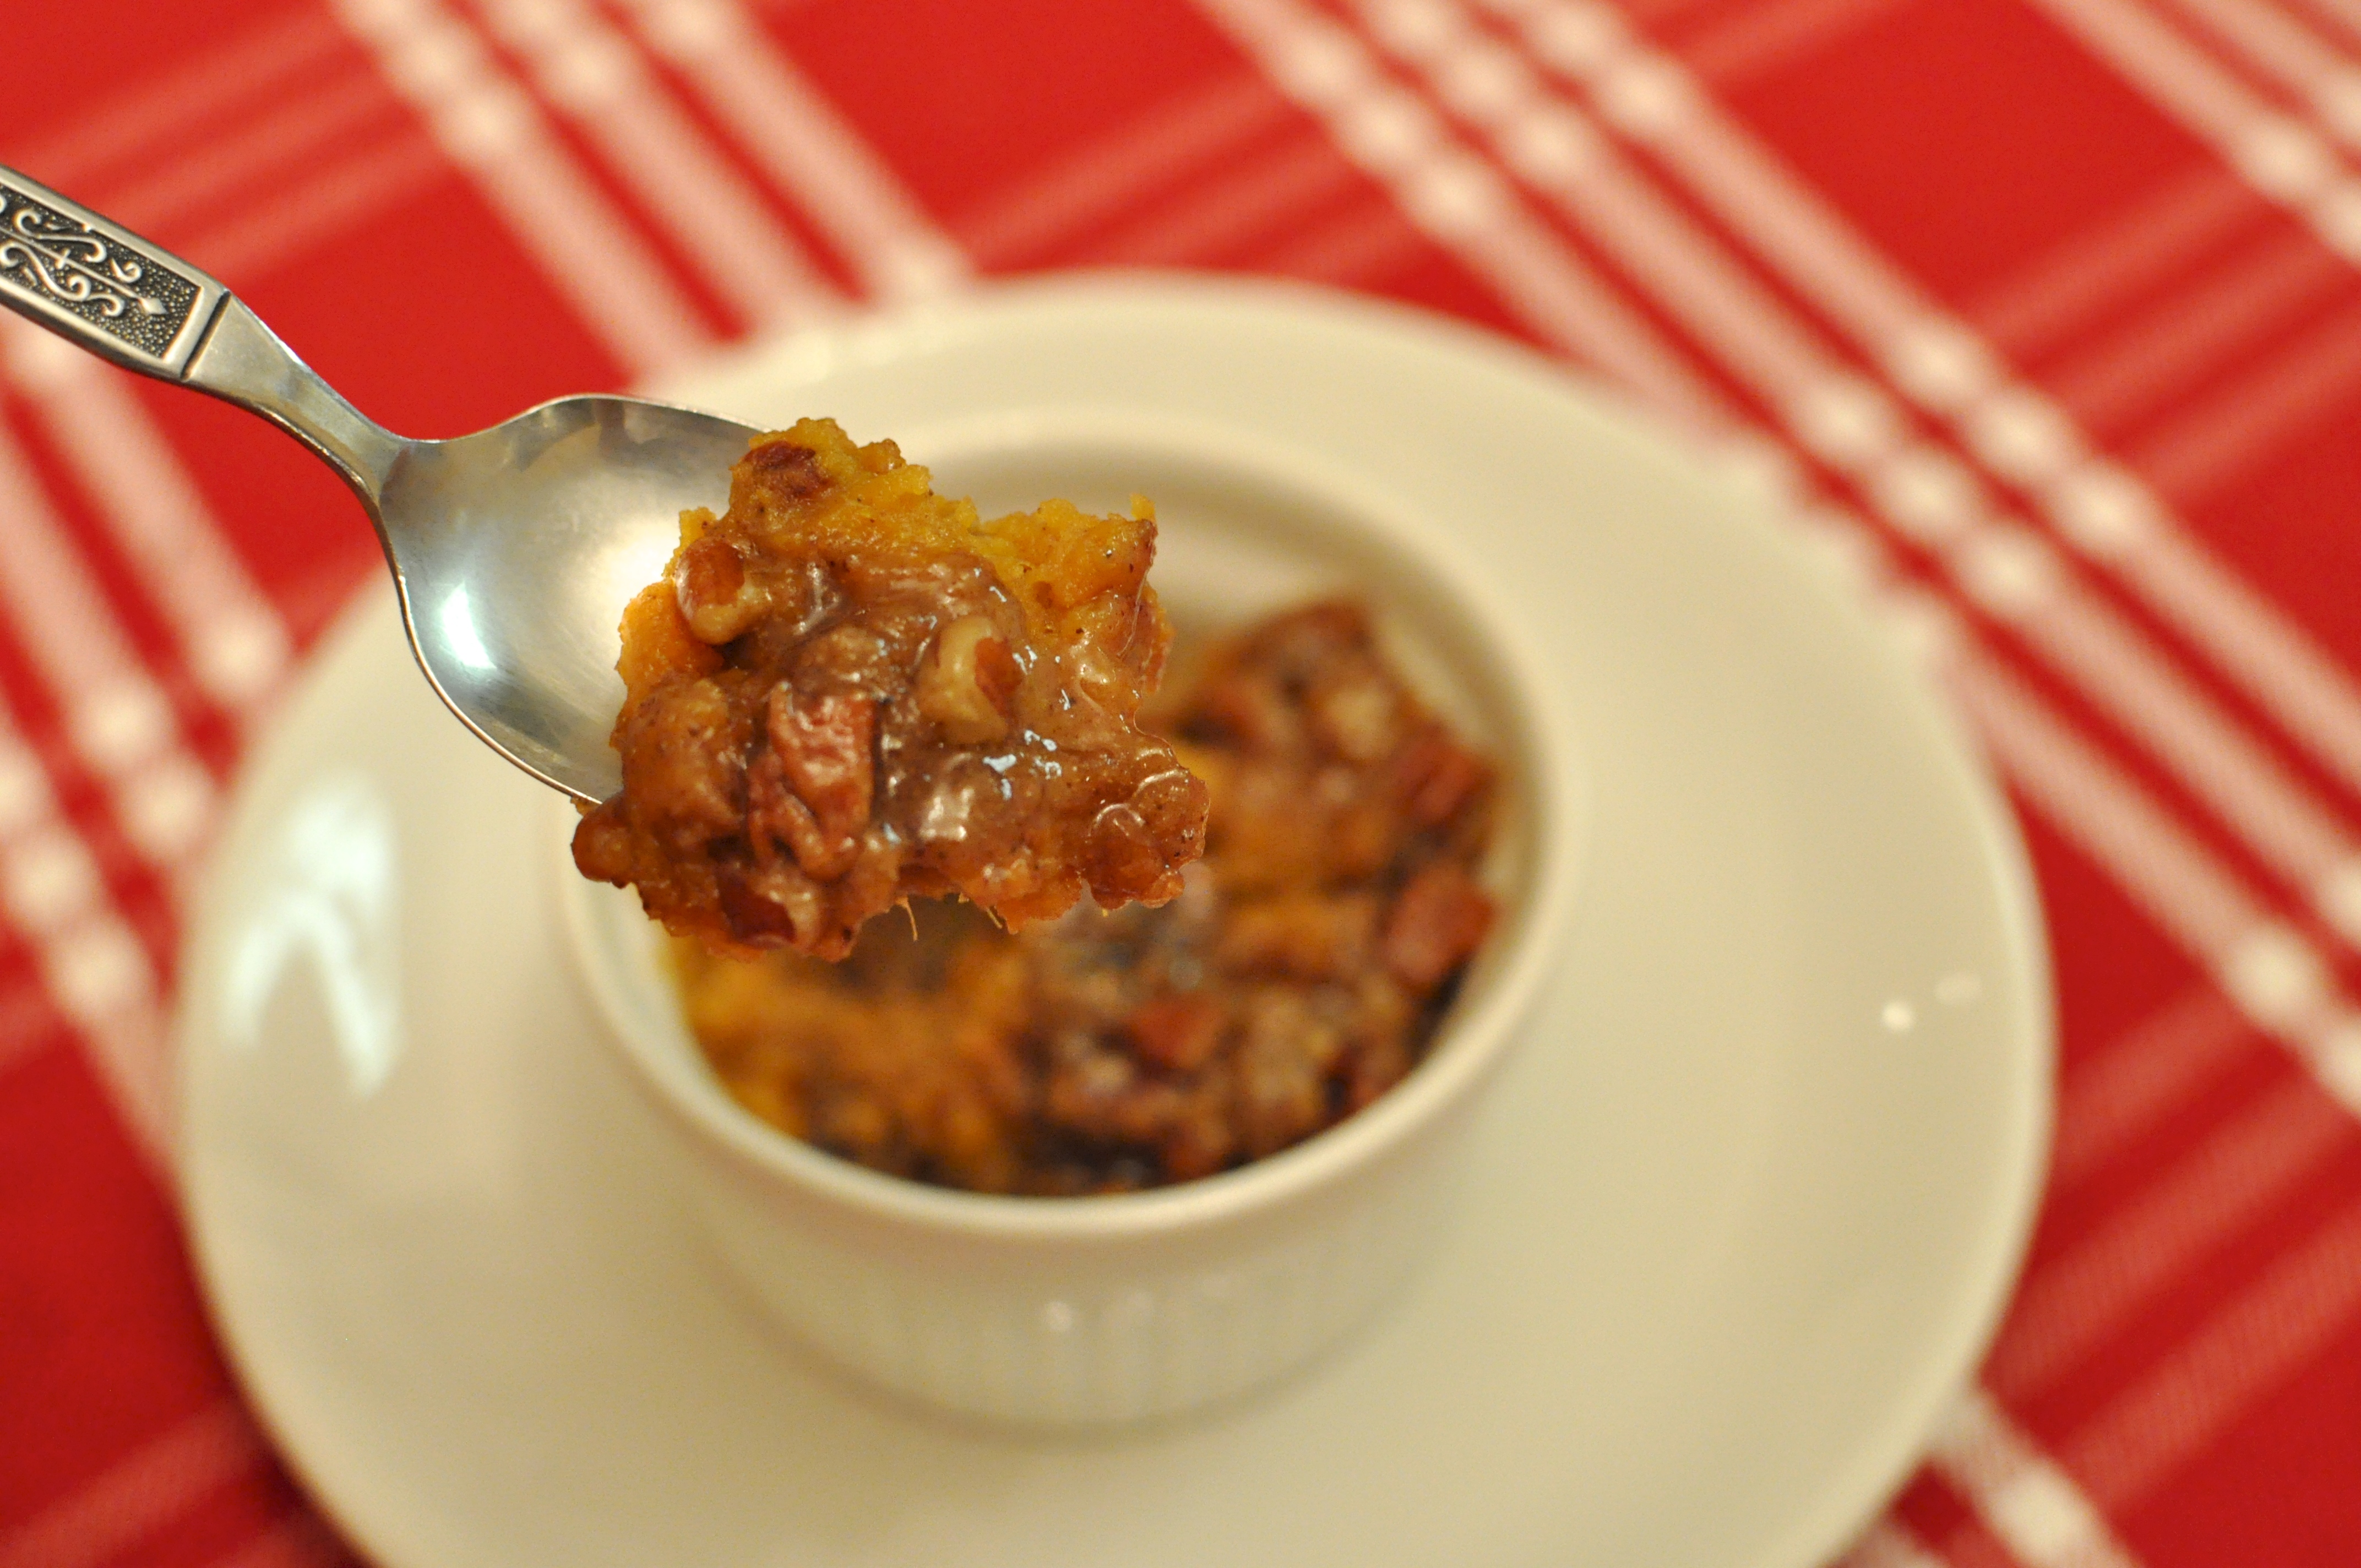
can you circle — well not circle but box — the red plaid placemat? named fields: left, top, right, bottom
left=9, top=0, right=2361, bottom=1562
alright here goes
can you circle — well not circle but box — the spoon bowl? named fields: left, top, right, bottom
left=0, top=161, right=757, bottom=802
left=385, top=396, right=755, bottom=801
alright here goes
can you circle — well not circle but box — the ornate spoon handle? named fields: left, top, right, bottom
left=0, top=164, right=226, bottom=379
left=0, top=163, right=398, bottom=499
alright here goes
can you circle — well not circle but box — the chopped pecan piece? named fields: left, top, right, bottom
left=1127, top=992, right=1227, bottom=1073
left=1381, top=862, right=1497, bottom=989
left=746, top=688, right=873, bottom=881
left=916, top=613, right=1019, bottom=744
left=663, top=595, right=1504, bottom=1193
left=673, top=532, right=769, bottom=645
left=1394, top=723, right=1493, bottom=829
left=573, top=417, right=1208, bottom=959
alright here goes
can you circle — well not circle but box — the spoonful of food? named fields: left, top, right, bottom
left=0, top=161, right=758, bottom=804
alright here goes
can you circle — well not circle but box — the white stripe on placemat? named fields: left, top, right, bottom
left=0, top=982, right=64, bottom=1082
left=2044, top=232, right=2342, bottom=432
left=1472, top=0, right=2361, bottom=822
left=471, top=0, right=844, bottom=333
left=1840, top=538, right=2361, bottom=1126
left=1938, top=628, right=2361, bottom=1491
left=1095, top=136, right=1363, bottom=264
left=12, top=41, right=445, bottom=290
left=1989, top=1072, right=2349, bottom=1397
left=950, top=73, right=1291, bottom=265
left=1951, top=640, right=2361, bottom=1104
left=1968, top=167, right=2259, bottom=358
left=1985, top=543, right=2361, bottom=908
left=94, top=75, right=401, bottom=239
left=608, top=0, right=971, bottom=303
left=328, top=0, right=719, bottom=379
left=1472, top=3, right=2361, bottom=823
left=1204, top=0, right=2361, bottom=1493
left=1261, top=194, right=1433, bottom=281
left=2, top=323, right=290, bottom=714
left=0, top=1401, right=257, bottom=1568
left=1833, top=1518, right=1949, bottom=1568
left=2019, top=0, right=2361, bottom=262
left=1193, top=0, right=1731, bottom=423
left=1504, top=0, right=2361, bottom=503
left=2130, top=295, right=2361, bottom=499
left=1352, top=0, right=2361, bottom=950
left=183, top=132, right=452, bottom=284
left=4, top=13, right=347, bottom=190
left=1931, top=1387, right=2148, bottom=1568
left=1877, top=578, right=2361, bottom=1434
left=2289, top=0, right=2361, bottom=47
left=0, top=421, right=215, bottom=870
left=1204, top=0, right=2361, bottom=1145
left=0, top=457, right=182, bottom=1156
left=2064, top=1187, right=2361, bottom=1509
left=1837, top=541, right=2361, bottom=1529
left=2152, top=0, right=2361, bottom=153
left=202, top=1512, right=348, bottom=1568
left=603, top=0, right=1723, bottom=419
left=1679, top=0, right=1907, bottom=83
left=0, top=729, right=164, bottom=1141
left=2049, top=987, right=2251, bottom=1191
left=0, top=934, right=48, bottom=1068
left=1794, top=490, right=2358, bottom=1568
left=462, top=36, right=2354, bottom=1535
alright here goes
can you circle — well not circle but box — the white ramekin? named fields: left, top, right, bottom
left=554, top=411, right=1581, bottom=1427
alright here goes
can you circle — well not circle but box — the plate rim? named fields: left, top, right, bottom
left=176, top=273, right=2055, bottom=1568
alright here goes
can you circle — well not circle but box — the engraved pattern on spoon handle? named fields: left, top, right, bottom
left=0, top=163, right=227, bottom=378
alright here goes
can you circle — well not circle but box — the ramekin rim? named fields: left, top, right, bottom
left=554, top=375, right=1585, bottom=1245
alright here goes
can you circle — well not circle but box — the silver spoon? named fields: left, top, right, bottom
left=0, top=161, right=759, bottom=804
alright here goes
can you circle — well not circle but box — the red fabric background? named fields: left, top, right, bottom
left=8, top=0, right=2361, bottom=1562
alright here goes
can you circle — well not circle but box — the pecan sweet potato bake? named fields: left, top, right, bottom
left=572, top=418, right=1209, bottom=960
left=670, top=600, right=1501, bottom=1194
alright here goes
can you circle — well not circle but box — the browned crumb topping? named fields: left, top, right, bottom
left=671, top=600, right=1500, bottom=1194
left=572, top=418, right=1210, bottom=959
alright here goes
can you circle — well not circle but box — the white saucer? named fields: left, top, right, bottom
left=177, top=278, right=2051, bottom=1568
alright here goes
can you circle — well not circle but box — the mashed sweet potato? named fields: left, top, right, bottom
left=572, top=418, right=1209, bottom=960
left=671, top=600, right=1499, bottom=1194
